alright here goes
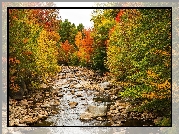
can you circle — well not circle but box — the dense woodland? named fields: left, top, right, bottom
left=8, top=6, right=171, bottom=126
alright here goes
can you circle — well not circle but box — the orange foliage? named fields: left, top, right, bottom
left=75, top=28, right=93, bottom=62
left=61, top=40, right=74, bottom=54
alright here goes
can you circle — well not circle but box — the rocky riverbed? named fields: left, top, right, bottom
left=9, top=66, right=160, bottom=126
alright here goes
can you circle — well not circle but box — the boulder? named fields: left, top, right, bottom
left=85, top=105, right=107, bottom=117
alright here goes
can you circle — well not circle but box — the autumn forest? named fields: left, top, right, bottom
left=8, top=6, right=171, bottom=127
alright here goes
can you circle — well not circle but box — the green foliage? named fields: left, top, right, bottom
left=68, top=52, right=79, bottom=66
left=9, top=9, right=61, bottom=91
left=106, top=9, right=171, bottom=99
left=58, top=19, right=78, bottom=45
left=155, top=117, right=171, bottom=127
left=104, top=9, right=171, bottom=125
left=91, top=47, right=107, bottom=71
left=91, top=9, right=116, bottom=71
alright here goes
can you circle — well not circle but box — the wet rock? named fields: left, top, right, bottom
left=23, top=117, right=35, bottom=124
left=38, top=114, right=47, bottom=119
left=69, top=101, right=78, bottom=108
left=99, top=82, right=113, bottom=90
left=110, top=105, right=116, bottom=110
left=41, top=104, right=51, bottom=108
left=70, top=89, right=75, bottom=95
left=118, top=106, right=126, bottom=110
left=94, top=92, right=99, bottom=96
left=50, top=100, right=60, bottom=106
left=45, top=93, right=50, bottom=97
left=9, top=121, right=14, bottom=126
left=63, top=84, right=69, bottom=88
left=86, top=105, right=107, bottom=117
left=17, top=124, right=27, bottom=126
left=76, top=94, right=83, bottom=97
left=96, top=117, right=104, bottom=121
left=21, top=99, right=28, bottom=106
left=74, top=83, right=83, bottom=88
left=36, top=102, right=42, bottom=106
left=14, top=119, right=20, bottom=125
left=51, top=110, right=58, bottom=114
left=80, top=112, right=93, bottom=120
left=112, top=115, right=123, bottom=122
left=57, top=93, right=63, bottom=97
left=36, top=94, right=43, bottom=99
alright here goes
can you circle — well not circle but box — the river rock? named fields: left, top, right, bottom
left=99, top=82, right=113, bottom=90
left=17, top=124, right=27, bottom=126
left=96, top=117, right=104, bottom=121
left=69, top=102, right=78, bottom=108
left=21, top=99, right=28, bottom=106
left=41, top=104, right=51, bottom=108
left=85, top=105, right=107, bottom=117
left=74, top=83, right=83, bottom=88
left=110, top=105, right=116, bottom=110
left=76, top=94, right=83, bottom=97
left=118, top=106, right=126, bottom=110
left=80, top=112, right=93, bottom=120
left=45, top=92, right=50, bottom=97
left=23, top=117, right=34, bottom=124
left=38, top=114, right=47, bottom=119
left=36, top=94, right=43, bottom=99
left=50, top=100, right=60, bottom=106
left=70, top=89, right=75, bottom=95
left=57, top=93, right=63, bottom=97
left=94, top=92, right=99, bottom=96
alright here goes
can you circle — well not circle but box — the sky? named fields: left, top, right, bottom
left=55, top=2, right=96, bottom=28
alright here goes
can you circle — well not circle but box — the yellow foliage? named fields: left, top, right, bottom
left=147, top=70, right=159, bottom=79
left=150, top=80, right=171, bottom=90
left=154, top=50, right=170, bottom=56
left=36, top=29, right=60, bottom=82
left=75, top=31, right=82, bottom=49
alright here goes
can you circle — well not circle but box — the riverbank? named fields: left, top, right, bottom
left=9, top=66, right=160, bottom=126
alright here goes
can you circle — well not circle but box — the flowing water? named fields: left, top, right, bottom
left=31, top=66, right=155, bottom=127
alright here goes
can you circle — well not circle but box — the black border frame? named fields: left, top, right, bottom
left=7, top=6, right=172, bottom=127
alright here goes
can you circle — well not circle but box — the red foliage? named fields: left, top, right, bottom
left=115, top=10, right=124, bottom=23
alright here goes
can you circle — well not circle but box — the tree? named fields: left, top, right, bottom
left=9, top=8, right=61, bottom=93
